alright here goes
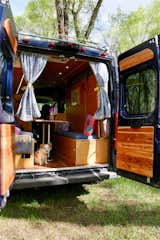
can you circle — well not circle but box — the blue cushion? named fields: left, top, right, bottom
left=15, top=131, right=33, bottom=153
left=56, top=131, right=97, bottom=139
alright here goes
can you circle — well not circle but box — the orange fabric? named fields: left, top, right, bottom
left=3, top=18, right=17, bottom=54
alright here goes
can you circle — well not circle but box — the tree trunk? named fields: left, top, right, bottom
left=84, top=0, right=103, bottom=40
left=63, top=0, right=70, bottom=39
left=55, top=0, right=64, bottom=39
left=71, top=0, right=84, bottom=41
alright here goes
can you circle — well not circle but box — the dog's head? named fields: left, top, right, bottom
left=40, top=143, right=52, bottom=153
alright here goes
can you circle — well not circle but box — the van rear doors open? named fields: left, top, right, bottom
left=117, top=38, right=160, bottom=185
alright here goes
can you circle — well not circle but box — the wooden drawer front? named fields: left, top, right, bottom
left=15, top=154, right=34, bottom=169
left=54, top=135, right=109, bottom=166
left=76, top=138, right=109, bottom=165
left=54, top=135, right=76, bottom=166
left=117, top=127, right=154, bottom=178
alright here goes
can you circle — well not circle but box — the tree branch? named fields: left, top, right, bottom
left=55, top=0, right=64, bottom=39
left=63, top=0, right=70, bottom=38
left=84, top=0, right=103, bottom=40
left=71, top=0, right=84, bottom=40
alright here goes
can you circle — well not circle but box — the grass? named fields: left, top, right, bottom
left=0, top=177, right=160, bottom=239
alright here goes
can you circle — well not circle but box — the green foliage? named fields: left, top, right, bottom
left=14, top=0, right=102, bottom=41
left=126, top=69, right=156, bottom=114
left=107, top=0, right=160, bottom=54
left=16, top=0, right=57, bottom=37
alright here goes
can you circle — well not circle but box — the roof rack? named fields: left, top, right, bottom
left=18, top=32, right=109, bottom=52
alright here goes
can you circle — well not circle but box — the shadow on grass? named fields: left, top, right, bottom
left=1, top=183, right=160, bottom=226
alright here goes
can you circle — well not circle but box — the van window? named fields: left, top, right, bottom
left=125, top=68, right=156, bottom=115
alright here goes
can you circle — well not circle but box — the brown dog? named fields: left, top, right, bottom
left=34, top=143, right=52, bottom=165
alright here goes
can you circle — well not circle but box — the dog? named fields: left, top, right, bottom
left=34, top=143, right=52, bottom=165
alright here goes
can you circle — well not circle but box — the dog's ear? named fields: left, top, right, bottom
left=49, top=143, right=52, bottom=149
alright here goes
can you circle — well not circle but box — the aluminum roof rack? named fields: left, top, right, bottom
left=18, top=32, right=109, bottom=52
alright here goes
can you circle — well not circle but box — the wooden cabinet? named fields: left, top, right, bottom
left=0, top=124, right=15, bottom=195
left=54, top=135, right=109, bottom=166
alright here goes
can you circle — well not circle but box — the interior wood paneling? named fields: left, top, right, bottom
left=53, top=135, right=76, bottom=166
left=0, top=124, right=15, bottom=195
left=119, top=48, right=154, bottom=71
left=13, top=59, right=97, bottom=133
left=66, top=73, right=97, bottom=132
left=35, top=59, right=89, bottom=88
left=116, top=126, right=154, bottom=178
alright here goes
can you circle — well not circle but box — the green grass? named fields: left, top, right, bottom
left=0, top=177, right=160, bottom=239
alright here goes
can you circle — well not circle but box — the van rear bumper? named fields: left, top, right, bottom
left=13, top=167, right=117, bottom=189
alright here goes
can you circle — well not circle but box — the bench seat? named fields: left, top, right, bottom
left=55, top=130, right=97, bottom=139
left=53, top=134, right=109, bottom=166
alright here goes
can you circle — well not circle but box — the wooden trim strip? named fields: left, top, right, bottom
left=119, top=48, right=154, bottom=71
left=3, top=18, right=17, bottom=54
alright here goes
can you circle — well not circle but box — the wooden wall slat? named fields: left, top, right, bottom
left=119, top=48, right=154, bottom=71
left=66, top=74, right=97, bottom=132
left=0, top=125, right=15, bottom=195
left=117, top=126, right=154, bottom=178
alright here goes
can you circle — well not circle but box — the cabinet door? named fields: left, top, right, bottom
left=0, top=124, right=15, bottom=207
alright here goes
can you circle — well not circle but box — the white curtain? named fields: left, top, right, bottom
left=16, top=52, right=48, bottom=121
left=90, top=62, right=111, bottom=119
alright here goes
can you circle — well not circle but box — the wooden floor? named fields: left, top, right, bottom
left=16, top=154, right=108, bottom=171
left=34, top=157, right=71, bottom=169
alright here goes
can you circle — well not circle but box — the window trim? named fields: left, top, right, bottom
left=120, top=64, right=157, bottom=120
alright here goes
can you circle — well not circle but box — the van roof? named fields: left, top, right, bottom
left=17, top=32, right=113, bottom=62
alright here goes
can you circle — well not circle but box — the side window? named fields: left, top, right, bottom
left=125, top=68, right=156, bottom=115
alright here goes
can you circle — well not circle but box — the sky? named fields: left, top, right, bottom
left=9, top=0, right=153, bottom=44
left=10, top=0, right=153, bottom=16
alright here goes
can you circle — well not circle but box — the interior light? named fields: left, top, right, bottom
left=70, top=56, right=75, bottom=59
left=65, top=66, right=69, bottom=69
left=59, top=72, right=62, bottom=75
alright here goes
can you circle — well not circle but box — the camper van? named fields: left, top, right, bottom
left=0, top=1, right=160, bottom=208
left=0, top=1, right=119, bottom=207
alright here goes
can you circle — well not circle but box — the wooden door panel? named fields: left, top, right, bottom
left=117, top=126, right=154, bottom=178
left=0, top=124, right=15, bottom=196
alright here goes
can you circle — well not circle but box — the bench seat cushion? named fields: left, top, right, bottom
left=56, top=131, right=97, bottom=139
left=15, top=131, right=33, bottom=153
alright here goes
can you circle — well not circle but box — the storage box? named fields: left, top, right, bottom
left=54, top=135, right=109, bottom=166
left=76, top=138, right=109, bottom=165
left=15, top=153, right=34, bottom=169
left=15, top=138, right=35, bottom=169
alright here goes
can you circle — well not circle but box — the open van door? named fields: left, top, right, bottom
left=0, top=0, right=17, bottom=207
left=117, top=38, right=159, bottom=184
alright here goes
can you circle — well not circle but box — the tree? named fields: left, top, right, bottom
left=15, top=0, right=104, bottom=42
left=107, top=7, right=147, bottom=55
left=70, top=0, right=103, bottom=41
left=106, top=0, right=160, bottom=55
left=55, top=0, right=65, bottom=39
left=15, top=0, right=57, bottom=37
